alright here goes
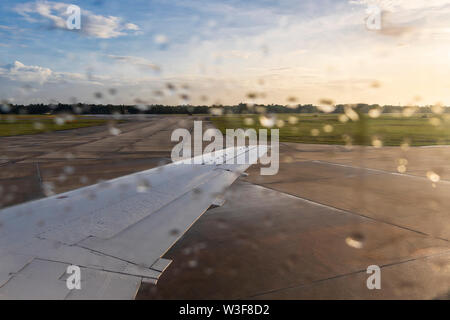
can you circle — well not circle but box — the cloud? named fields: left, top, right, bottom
left=0, top=60, right=105, bottom=84
left=124, top=23, right=139, bottom=31
left=219, top=50, right=253, bottom=60
left=107, top=55, right=161, bottom=72
left=0, top=59, right=163, bottom=88
left=14, top=1, right=140, bottom=39
left=0, top=61, right=53, bottom=83
left=350, top=0, right=450, bottom=37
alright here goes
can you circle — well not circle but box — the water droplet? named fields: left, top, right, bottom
left=137, top=179, right=151, bottom=192
left=244, top=117, right=254, bottom=125
left=323, top=124, right=333, bottom=133
left=259, top=115, right=275, bottom=127
left=179, top=94, right=189, bottom=102
left=54, top=117, right=65, bottom=126
left=64, top=166, right=75, bottom=175
left=431, top=103, right=443, bottom=115
left=1, top=104, right=11, bottom=113
left=80, top=176, right=89, bottom=184
left=400, top=140, right=410, bottom=151
left=154, top=34, right=169, bottom=49
left=426, top=171, right=440, bottom=183
left=94, top=92, right=103, bottom=99
left=372, top=137, right=383, bottom=148
left=429, top=117, right=441, bottom=126
left=368, top=108, right=381, bottom=118
left=204, top=268, right=214, bottom=275
left=109, top=127, right=121, bottom=136
left=288, top=116, right=298, bottom=125
left=209, top=108, right=223, bottom=116
left=370, top=81, right=381, bottom=88
left=43, top=181, right=55, bottom=197
left=247, top=92, right=258, bottom=100
left=402, top=107, right=416, bottom=117
left=188, top=260, right=198, bottom=268
left=182, top=247, right=192, bottom=255
left=287, top=96, right=297, bottom=103
left=33, top=122, right=44, bottom=130
left=166, top=83, right=176, bottom=91
left=344, top=106, right=359, bottom=121
left=317, top=99, right=335, bottom=113
left=345, top=233, right=365, bottom=249
left=339, top=114, right=349, bottom=123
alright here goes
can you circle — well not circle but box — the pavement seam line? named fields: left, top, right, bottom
left=243, top=181, right=449, bottom=242
left=244, top=249, right=450, bottom=299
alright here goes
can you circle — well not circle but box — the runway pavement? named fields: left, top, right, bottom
left=0, top=116, right=448, bottom=299
left=137, top=142, right=450, bottom=299
left=0, top=116, right=200, bottom=207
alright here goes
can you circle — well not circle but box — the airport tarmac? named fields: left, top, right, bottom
left=138, top=142, right=450, bottom=299
left=0, top=116, right=200, bottom=207
left=0, top=116, right=449, bottom=299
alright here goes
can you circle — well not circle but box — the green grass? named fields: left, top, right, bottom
left=211, top=113, right=450, bottom=146
left=0, top=115, right=110, bottom=137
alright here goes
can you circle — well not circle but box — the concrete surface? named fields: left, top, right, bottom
left=0, top=116, right=449, bottom=299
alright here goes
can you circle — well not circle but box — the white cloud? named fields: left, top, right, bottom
left=0, top=60, right=106, bottom=85
left=124, top=23, right=140, bottom=31
left=0, top=61, right=53, bottom=83
left=107, top=55, right=161, bottom=72
left=15, top=1, right=140, bottom=39
left=349, top=0, right=450, bottom=37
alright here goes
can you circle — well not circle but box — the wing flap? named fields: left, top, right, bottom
left=0, top=259, right=70, bottom=300
left=12, top=238, right=161, bottom=279
left=65, top=267, right=141, bottom=300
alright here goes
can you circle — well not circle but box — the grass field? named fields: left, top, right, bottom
left=0, top=115, right=110, bottom=137
left=211, top=113, right=450, bottom=146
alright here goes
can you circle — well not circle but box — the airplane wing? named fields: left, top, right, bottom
left=0, top=146, right=264, bottom=299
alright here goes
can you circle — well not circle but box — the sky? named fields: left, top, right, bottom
left=1, top=0, right=450, bottom=106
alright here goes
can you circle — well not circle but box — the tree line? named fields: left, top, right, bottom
left=2, top=103, right=449, bottom=115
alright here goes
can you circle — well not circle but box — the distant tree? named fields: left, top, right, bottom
left=2, top=102, right=448, bottom=115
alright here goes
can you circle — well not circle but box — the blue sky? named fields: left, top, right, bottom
left=1, top=0, right=450, bottom=105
